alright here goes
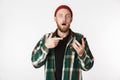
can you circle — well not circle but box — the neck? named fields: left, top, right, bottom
left=57, top=29, right=69, bottom=38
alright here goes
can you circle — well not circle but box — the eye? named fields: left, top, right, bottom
left=65, top=14, right=71, bottom=19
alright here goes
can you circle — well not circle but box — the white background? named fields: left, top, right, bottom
left=0, top=0, right=120, bottom=80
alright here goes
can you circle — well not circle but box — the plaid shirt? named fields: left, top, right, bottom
left=31, top=29, right=94, bottom=80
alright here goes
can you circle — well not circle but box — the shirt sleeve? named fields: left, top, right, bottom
left=77, top=38, right=94, bottom=71
left=31, top=34, right=49, bottom=68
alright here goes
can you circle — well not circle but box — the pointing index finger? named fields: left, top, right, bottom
left=54, top=37, right=63, bottom=40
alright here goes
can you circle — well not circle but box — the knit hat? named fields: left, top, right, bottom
left=54, top=5, right=73, bottom=17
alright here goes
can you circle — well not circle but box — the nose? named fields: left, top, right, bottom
left=62, top=16, right=66, bottom=22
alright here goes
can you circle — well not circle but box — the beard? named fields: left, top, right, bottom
left=57, top=23, right=70, bottom=33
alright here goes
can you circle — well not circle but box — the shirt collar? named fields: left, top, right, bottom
left=52, top=28, right=76, bottom=38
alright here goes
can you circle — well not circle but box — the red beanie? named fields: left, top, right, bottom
left=54, top=5, right=73, bottom=17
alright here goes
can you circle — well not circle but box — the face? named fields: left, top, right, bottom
left=54, top=9, right=72, bottom=33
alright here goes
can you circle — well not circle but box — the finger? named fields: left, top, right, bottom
left=49, top=33, right=53, bottom=38
left=54, top=37, right=63, bottom=40
left=72, top=42, right=79, bottom=50
left=74, top=40, right=81, bottom=47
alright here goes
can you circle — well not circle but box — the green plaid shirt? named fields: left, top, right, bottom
left=31, top=29, right=94, bottom=80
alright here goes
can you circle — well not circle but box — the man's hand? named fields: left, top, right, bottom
left=72, top=38, right=85, bottom=55
left=45, top=33, right=63, bottom=49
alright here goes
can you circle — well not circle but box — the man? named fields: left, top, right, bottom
left=31, top=5, right=94, bottom=80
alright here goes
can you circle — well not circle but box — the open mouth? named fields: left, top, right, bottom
left=62, top=23, right=66, bottom=26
